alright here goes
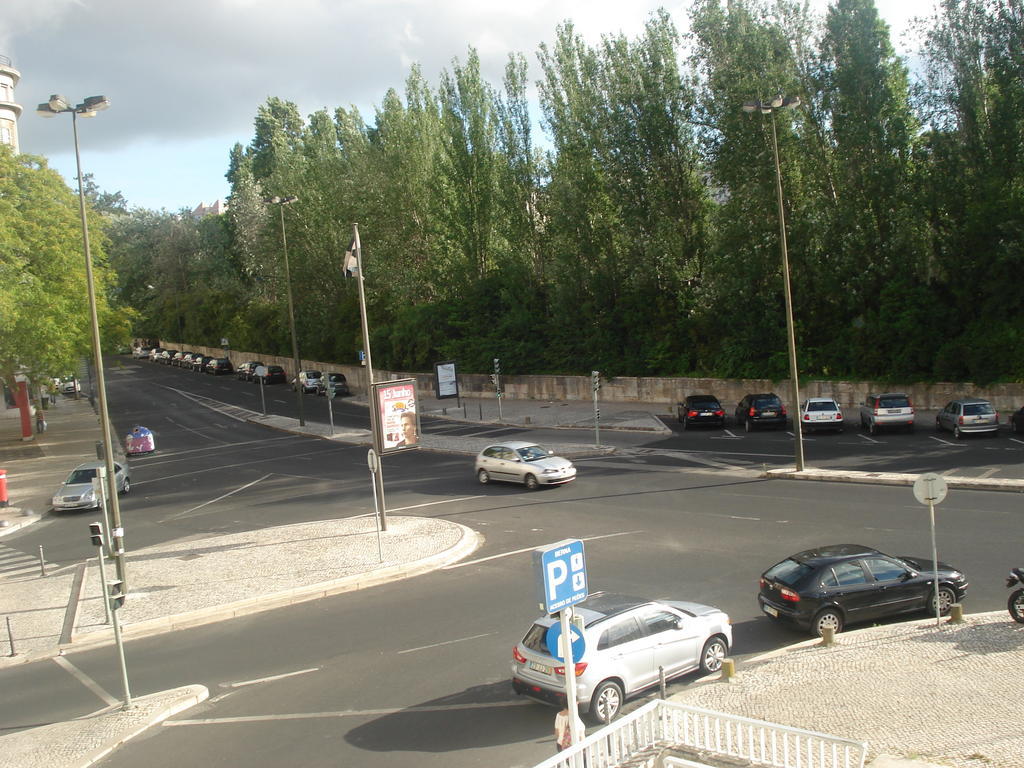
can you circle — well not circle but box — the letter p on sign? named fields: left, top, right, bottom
left=534, top=539, right=588, bottom=614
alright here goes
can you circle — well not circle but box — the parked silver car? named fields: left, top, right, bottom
left=859, top=393, right=915, bottom=434
left=52, top=460, right=130, bottom=512
left=292, top=370, right=323, bottom=393
left=936, top=398, right=999, bottom=438
left=511, top=592, right=732, bottom=723
left=475, top=441, right=576, bottom=489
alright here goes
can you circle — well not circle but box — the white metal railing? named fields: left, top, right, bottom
left=530, top=700, right=867, bottom=768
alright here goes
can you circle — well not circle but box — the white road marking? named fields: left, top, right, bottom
left=273, top=399, right=287, bottom=404
left=444, top=530, right=643, bottom=570
left=929, top=436, right=963, bottom=447
left=728, top=515, right=760, bottom=520
left=978, top=468, right=1000, bottom=478
left=857, top=434, right=882, bottom=444
left=164, top=417, right=229, bottom=444
left=135, top=435, right=302, bottom=465
left=161, top=474, right=273, bottom=521
left=219, top=667, right=320, bottom=689
left=53, top=656, right=119, bottom=707
left=1011, top=438, right=1024, bottom=446
left=390, top=496, right=485, bottom=512
left=165, top=700, right=533, bottom=726
left=398, top=633, right=494, bottom=655
left=134, top=444, right=350, bottom=486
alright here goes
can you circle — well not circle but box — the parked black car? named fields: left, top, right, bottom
left=676, top=395, right=725, bottom=429
left=236, top=361, right=264, bottom=381
left=758, top=544, right=968, bottom=637
left=254, top=365, right=287, bottom=385
left=1012, top=407, right=1024, bottom=434
left=207, top=357, right=234, bottom=375
left=734, top=393, right=787, bottom=431
left=317, top=372, right=350, bottom=397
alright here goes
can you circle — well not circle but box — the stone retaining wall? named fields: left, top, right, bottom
left=160, top=341, right=1024, bottom=411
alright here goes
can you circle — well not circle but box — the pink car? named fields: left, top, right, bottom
left=125, top=426, right=155, bottom=455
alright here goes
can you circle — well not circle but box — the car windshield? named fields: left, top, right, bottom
left=763, top=558, right=814, bottom=587
left=516, top=445, right=550, bottom=462
left=964, top=403, right=995, bottom=415
left=329, top=374, right=346, bottom=382
left=689, top=397, right=719, bottom=407
left=67, top=468, right=97, bottom=484
left=754, top=398, right=781, bottom=408
left=879, top=396, right=910, bottom=408
left=269, top=366, right=284, bottom=373
left=807, top=401, right=838, bottom=412
left=306, top=372, right=322, bottom=379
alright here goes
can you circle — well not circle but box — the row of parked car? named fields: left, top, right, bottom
left=676, top=391, right=1020, bottom=438
left=132, top=346, right=350, bottom=397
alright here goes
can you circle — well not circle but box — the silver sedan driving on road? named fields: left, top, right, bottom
left=475, top=441, right=576, bottom=490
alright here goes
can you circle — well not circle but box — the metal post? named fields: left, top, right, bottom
left=277, top=202, right=305, bottom=427
left=328, top=392, right=335, bottom=436
left=592, top=371, right=600, bottom=448
left=5, top=616, right=14, bottom=656
left=109, top=598, right=132, bottom=708
left=768, top=110, right=804, bottom=472
left=561, top=607, right=584, bottom=746
left=70, top=110, right=128, bottom=590
left=38, top=545, right=45, bottom=577
left=368, top=451, right=383, bottom=562
left=259, top=377, right=266, bottom=416
left=94, top=472, right=112, bottom=625
left=930, top=499, right=941, bottom=627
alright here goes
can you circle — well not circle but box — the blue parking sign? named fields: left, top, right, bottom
left=533, top=539, right=588, bottom=614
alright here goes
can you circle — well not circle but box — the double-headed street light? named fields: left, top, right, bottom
left=265, top=195, right=304, bottom=426
left=742, top=94, right=804, bottom=471
left=38, top=93, right=132, bottom=708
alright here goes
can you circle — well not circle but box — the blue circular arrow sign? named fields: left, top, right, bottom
left=546, top=621, right=586, bottom=663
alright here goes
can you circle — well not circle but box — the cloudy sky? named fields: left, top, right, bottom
left=4, top=0, right=935, bottom=212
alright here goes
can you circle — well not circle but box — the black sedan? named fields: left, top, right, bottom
left=676, top=395, right=725, bottom=428
left=758, top=544, right=968, bottom=637
left=254, top=365, right=287, bottom=385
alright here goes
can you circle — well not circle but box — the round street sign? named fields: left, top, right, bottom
left=913, top=473, right=948, bottom=505
left=546, top=621, right=586, bottom=664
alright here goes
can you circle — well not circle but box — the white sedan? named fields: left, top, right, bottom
left=800, top=398, right=844, bottom=433
left=475, top=441, right=576, bottom=490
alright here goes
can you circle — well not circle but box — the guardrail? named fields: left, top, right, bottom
left=530, top=699, right=867, bottom=768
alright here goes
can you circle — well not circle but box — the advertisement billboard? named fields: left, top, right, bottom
left=373, top=378, right=420, bottom=454
left=434, top=361, right=459, bottom=400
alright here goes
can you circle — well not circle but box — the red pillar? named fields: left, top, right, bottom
left=15, top=381, right=32, bottom=440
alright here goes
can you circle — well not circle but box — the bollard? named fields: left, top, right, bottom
left=442, top=407, right=447, bottom=416
left=948, top=603, right=965, bottom=624
left=820, top=627, right=835, bottom=646
left=478, top=402, right=483, bottom=420
left=659, top=666, right=666, bottom=699
left=38, top=545, right=46, bottom=577
left=720, top=658, right=736, bottom=682
left=95, top=441, right=105, bottom=460
left=0, top=468, right=8, bottom=508
left=6, top=616, right=15, bottom=656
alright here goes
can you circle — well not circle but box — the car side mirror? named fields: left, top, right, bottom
left=902, top=570, right=917, bottom=581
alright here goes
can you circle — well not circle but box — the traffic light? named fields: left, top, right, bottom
left=489, top=374, right=497, bottom=386
left=89, top=522, right=104, bottom=548
left=592, top=371, right=600, bottom=392
left=107, top=579, right=126, bottom=610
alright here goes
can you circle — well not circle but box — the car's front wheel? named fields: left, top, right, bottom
left=589, top=680, right=624, bottom=724
left=477, top=469, right=490, bottom=485
left=930, top=585, right=956, bottom=615
left=524, top=474, right=539, bottom=491
left=699, top=636, right=728, bottom=674
left=812, top=608, right=843, bottom=637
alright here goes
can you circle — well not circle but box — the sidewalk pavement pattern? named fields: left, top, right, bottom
left=1, top=387, right=1021, bottom=768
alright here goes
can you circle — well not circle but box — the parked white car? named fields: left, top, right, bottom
left=859, top=393, right=915, bottom=434
left=800, top=397, right=844, bottom=433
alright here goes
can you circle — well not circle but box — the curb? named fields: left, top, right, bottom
left=766, top=467, right=1024, bottom=493
left=62, top=522, right=483, bottom=653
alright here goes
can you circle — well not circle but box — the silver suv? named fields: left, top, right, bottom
left=860, top=393, right=915, bottom=434
left=511, top=592, right=731, bottom=724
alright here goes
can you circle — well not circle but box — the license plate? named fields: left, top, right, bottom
left=887, top=409, right=902, bottom=414
left=700, top=411, right=713, bottom=416
left=762, top=411, right=776, bottom=417
left=763, top=604, right=778, bottom=617
left=529, top=661, right=551, bottom=674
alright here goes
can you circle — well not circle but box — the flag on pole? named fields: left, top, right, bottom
left=342, top=224, right=362, bottom=278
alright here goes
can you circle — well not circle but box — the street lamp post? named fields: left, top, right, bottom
left=265, top=195, right=304, bottom=427
left=37, top=93, right=132, bottom=708
left=742, top=94, right=805, bottom=472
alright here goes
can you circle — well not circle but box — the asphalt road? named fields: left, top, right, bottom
left=1, top=358, right=1022, bottom=767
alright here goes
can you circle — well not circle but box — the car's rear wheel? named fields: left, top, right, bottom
left=869, top=421, right=877, bottom=436
left=954, top=426, right=963, bottom=439
left=681, top=417, right=687, bottom=430
left=930, top=586, right=956, bottom=615
left=524, top=474, right=539, bottom=491
left=699, top=636, right=727, bottom=674
left=120, top=478, right=130, bottom=495
left=744, top=418, right=751, bottom=433
left=812, top=608, right=843, bottom=637
left=589, top=680, right=623, bottom=724
left=477, top=469, right=490, bottom=485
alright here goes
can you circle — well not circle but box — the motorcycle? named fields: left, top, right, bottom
left=1006, top=568, right=1024, bottom=623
